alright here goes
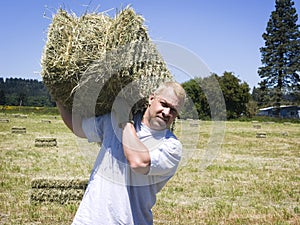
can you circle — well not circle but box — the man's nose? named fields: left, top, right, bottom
left=162, top=107, right=171, bottom=116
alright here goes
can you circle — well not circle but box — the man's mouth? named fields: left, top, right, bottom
left=157, top=116, right=168, bottom=124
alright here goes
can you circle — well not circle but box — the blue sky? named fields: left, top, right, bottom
left=0, top=0, right=299, bottom=88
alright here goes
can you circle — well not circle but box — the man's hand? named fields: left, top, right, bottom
left=112, top=97, right=134, bottom=128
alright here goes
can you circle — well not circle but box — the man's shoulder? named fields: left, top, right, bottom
left=165, top=129, right=178, bottom=140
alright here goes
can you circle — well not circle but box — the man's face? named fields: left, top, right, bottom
left=143, top=87, right=182, bottom=130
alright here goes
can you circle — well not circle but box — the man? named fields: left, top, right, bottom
left=57, top=81, right=186, bottom=225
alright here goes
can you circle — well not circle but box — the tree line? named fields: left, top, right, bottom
left=0, top=72, right=252, bottom=119
left=0, top=71, right=298, bottom=119
left=0, top=73, right=260, bottom=120
left=0, top=77, right=55, bottom=107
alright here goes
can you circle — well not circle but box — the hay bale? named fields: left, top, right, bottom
left=41, top=119, right=51, bottom=123
left=41, top=9, right=112, bottom=115
left=0, top=118, right=9, bottom=123
left=35, top=137, right=57, bottom=147
left=189, top=121, right=199, bottom=127
left=263, top=122, right=275, bottom=124
left=30, top=188, right=85, bottom=204
left=31, top=177, right=88, bottom=189
left=41, top=7, right=172, bottom=117
left=256, top=132, right=266, bottom=138
left=30, top=177, right=88, bottom=204
left=253, top=124, right=261, bottom=129
left=11, top=127, right=26, bottom=134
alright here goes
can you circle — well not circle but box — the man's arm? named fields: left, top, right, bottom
left=122, top=122, right=151, bottom=175
left=112, top=97, right=151, bottom=174
left=56, top=102, right=86, bottom=138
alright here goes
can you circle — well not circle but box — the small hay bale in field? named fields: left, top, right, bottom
left=256, top=132, right=266, bottom=138
left=35, top=137, right=57, bottom=147
left=253, top=124, right=261, bottom=129
left=41, top=119, right=51, bottom=123
left=263, top=121, right=275, bottom=124
left=30, top=188, right=85, bottom=204
left=189, top=121, right=199, bottom=127
left=0, top=118, right=9, bottom=123
left=30, top=177, right=88, bottom=204
left=11, top=127, right=26, bottom=134
left=31, top=177, right=88, bottom=189
left=41, top=6, right=172, bottom=117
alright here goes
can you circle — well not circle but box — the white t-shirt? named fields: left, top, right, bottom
left=72, top=112, right=182, bottom=225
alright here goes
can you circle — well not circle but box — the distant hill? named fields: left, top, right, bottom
left=0, top=77, right=55, bottom=107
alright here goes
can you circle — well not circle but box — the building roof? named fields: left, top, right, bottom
left=259, top=105, right=299, bottom=111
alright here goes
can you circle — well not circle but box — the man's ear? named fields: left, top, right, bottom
left=148, top=93, right=155, bottom=105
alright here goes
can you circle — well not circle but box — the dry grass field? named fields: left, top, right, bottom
left=0, top=109, right=299, bottom=224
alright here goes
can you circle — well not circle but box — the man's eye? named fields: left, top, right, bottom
left=160, top=101, right=177, bottom=114
left=170, top=108, right=177, bottom=114
left=161, top=102, right=168, bottom=107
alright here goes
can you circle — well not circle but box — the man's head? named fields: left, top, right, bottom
left=142, top=81, right=186, bottom=130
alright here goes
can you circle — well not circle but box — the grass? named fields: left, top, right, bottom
left=0, top=109, right=299, bottom=224
left=153, top=120, right=300, bottom=225
left=0, top=110, right=91, bottom=224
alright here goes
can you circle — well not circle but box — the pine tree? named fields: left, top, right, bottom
left=258, top=0, right=300, bottom=115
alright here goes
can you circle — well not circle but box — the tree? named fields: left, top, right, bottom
left=182, top=72, right=250, bottom=120
left=258, top=0, right=300, bottom=115
left=252, top=81, right=274, bottom=107
left=246, top=99, right=258, bottom=118
left=217, top=72, right=251, bottom=119
left=181, top=78, right=209, bottom=119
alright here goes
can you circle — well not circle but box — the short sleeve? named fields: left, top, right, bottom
left=147, top=137, right=182, bottom=176
left=82, top=115, right=108, bottom=142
